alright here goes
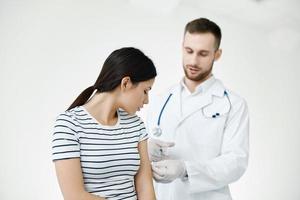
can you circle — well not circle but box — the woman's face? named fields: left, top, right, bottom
left=120, top=78, right=155, bottom=115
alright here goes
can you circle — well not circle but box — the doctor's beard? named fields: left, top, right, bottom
left=183, top=61, right=214, bottom=82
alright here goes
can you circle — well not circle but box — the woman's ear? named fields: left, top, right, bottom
left=120, top=76, right=132, bottom=92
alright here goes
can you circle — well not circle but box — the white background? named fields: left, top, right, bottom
left=1, top=0, right=300, bottom=199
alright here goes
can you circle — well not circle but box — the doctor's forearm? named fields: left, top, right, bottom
left=184, top=152, right=248, bottom=193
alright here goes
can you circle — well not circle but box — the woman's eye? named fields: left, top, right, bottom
left=144, top=90, right=148, bottom=94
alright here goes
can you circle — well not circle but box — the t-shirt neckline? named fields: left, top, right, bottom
left=79, top=106, right=121, bottom=128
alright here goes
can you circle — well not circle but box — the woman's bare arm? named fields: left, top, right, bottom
left=54, top=158, right=105, bottom=200
left=134, top=140, right=156, bottom=200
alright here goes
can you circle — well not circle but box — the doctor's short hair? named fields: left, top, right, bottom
left=184, top=18, right=222, bottom=50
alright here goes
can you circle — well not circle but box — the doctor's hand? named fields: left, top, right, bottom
left=152, top=160, right=187, bottom=183
left=148, top=138, right=175, bottom=162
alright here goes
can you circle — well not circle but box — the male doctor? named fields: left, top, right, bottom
left=147, top=18, right=249, bottom=200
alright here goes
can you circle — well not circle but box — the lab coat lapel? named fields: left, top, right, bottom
left=179, top=92, right=213, bottom=124
left=177, top=79, right=225, bottom=125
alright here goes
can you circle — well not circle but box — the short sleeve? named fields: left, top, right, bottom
left=52, top=113, right=80, bottom=161
left=138, top=119, right=149, bottom=142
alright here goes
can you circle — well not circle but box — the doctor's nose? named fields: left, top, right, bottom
left=187, top=54, right=198, bottom=66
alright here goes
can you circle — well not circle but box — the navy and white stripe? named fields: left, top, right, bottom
left=52, top=106, right=148, bottom=200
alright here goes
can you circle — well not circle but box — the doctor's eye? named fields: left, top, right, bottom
left=186, top=49, right=193, bottom=54
left=184, top=47, right=193, bottom=54
left=144, top=90, right=148, bottom=95
left=199, top=52, right=209, bottom=57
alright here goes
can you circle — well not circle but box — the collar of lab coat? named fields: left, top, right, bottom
left=175, top=75, right=225, bottom=98
left=208, top=78, right=226, bottom=98
left=167, top=76, right=226, bottom=125
left=179, top=75, right=218, bottom=96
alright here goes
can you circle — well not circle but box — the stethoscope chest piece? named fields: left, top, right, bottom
left=152, top=126, right=162, bottom=137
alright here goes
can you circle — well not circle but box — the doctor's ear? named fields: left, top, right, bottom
left=120, top=76, right=133, bottom=91
left=214, top=49, right=222, bottom=61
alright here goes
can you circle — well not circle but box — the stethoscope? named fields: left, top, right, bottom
left=152, top=90, right=232, bottom=137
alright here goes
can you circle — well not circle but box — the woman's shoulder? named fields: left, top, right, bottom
left=55, top=106, right=85, bottom=127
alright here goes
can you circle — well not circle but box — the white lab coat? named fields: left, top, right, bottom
left=146, top=78, right=249, bottom=200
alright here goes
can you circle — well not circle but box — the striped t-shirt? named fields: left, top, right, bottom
left=52, top=106, right=148, bottom=200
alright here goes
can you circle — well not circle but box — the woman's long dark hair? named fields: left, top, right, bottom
left=67, top=47, right=157, bottom=110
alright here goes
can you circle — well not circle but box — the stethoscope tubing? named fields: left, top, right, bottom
left=154, top=90, right=232, bottom=137
left=157, top=93, right=173, bottom=126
